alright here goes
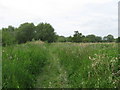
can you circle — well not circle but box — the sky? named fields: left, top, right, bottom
left=0, top=0, right=119, bottom=38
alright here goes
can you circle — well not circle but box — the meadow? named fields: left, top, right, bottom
left=2, top=42, right=119, bottom=88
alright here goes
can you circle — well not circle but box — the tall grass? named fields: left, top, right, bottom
left=2, top=42, right=119, bottom=88
left=49, top=43, right=119, bottom=88
left=2, top=43, right=49, bottom=88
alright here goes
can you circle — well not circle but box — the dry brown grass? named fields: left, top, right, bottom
left=27, top=40, right=45, bottom=45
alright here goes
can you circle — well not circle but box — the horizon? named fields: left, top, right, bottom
left=0, top=22, right=118, bottom=38
left=0, top=0, right=119, bottom=38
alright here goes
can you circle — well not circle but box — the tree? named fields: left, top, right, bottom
left=95, top=36, right=102, bottom=42
left=107, top=34, right=114, bottom=42
left=16, top=22, right=35, bottom=44
left=67, top=36, right=72, bottom=42
left=118, top=37, right=120, bottom=42
left=103, top=34, right=114, bottom=42
left=8, top=26, right=15, bottom=31
left=82, top=36, right=90, bottom=42
left=35, top=23, right=56, bottom=43
left=72, top=31, right=83, bottom=42
left=115, top=37, right=120, bottom=43
left=57, top=36, right=67, bottom=42
left=2, top=27, right=17, bottom=46
left=86, top=34, right=96, bottom=42
left=103, top=36, right=107, bottom=42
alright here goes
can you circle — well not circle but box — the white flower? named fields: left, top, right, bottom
left=89, top=56, right=92, bottom=60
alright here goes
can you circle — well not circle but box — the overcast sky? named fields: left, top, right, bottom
left=0, top=0, right=119, bottom=37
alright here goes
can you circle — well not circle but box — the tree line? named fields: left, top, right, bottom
left=2, top=22, right=56, bottom=46
left=58, top=31, right=117, bottom=43
left=1, top=22, right=119, bottom=46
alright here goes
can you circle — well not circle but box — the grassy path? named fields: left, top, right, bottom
left=2, top=43, right=119, bottom=88
left=35, top=46, right=69, bottom=88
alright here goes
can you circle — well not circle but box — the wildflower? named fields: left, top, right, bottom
left=108, top=76, right=112, bottom=81
left=113, top=81, right=115, bottom=84
left=89, top=56, right=92, bottom=60
left=94, top=54, right=97, bottom=56
left=9, top=56, right=12, bottom=59
left=49, top=82, right=52, bottom=84
left=92, top=58, right=96, bottom=61
left=17, top=86, right=19, bottom=88
left=92, top=64, right=95, bottom=67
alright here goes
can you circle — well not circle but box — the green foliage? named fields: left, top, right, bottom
left=50, top=43, right=119, bottom=88
left=2, top=22, right=57, bottom=46
left=107, top=35, right=114, bottom=42
left=35, top=23, right=56, bottom=43
left=95, top=36, right=102, bottom=42
left=2, top=27, right=17, bottom=46
left=16, top=23, right=35, bottom=44
left=66, top=36, right=72, bottom=42
left=7, top=26, right=15, bottom=31
left=86, top=34, right=96, bottom=42
left=2, top=43, right=49, bottom=88
left=70, top=31, right=102, bottom=43
left=2, top=42, right=119, bottom=88
left=1, top=22, right=116, bottom=46
left=56, top=36, right=67, bottom=42
left=103, top=34, right=114, bottom=42
left=118, top=37, right=120, bottom=42
left=72, top=31, right=83, bottom=42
